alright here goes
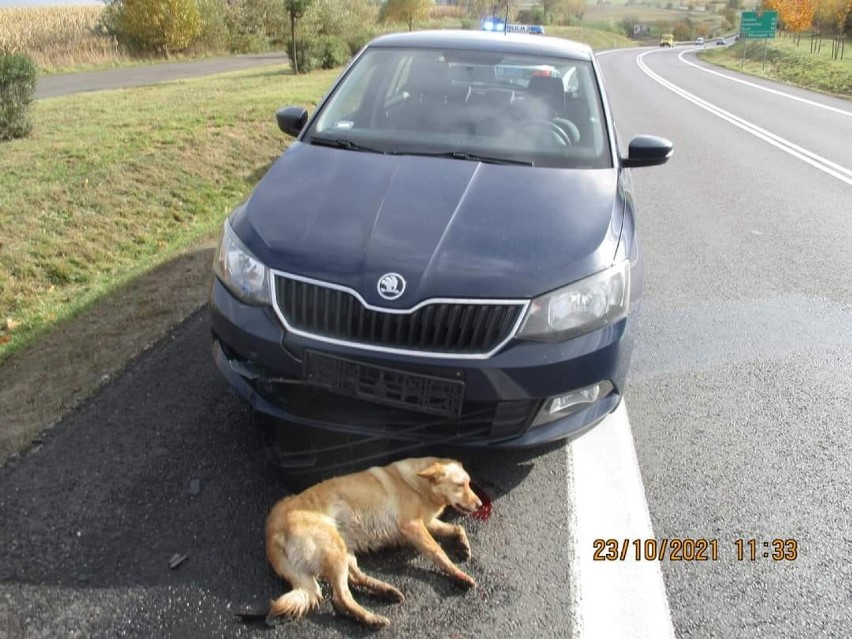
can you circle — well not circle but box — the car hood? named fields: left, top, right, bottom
left=232, top=142, right=624, bottom=307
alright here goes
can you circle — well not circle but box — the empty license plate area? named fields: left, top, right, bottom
left=303, top=351, right=464, bottom=419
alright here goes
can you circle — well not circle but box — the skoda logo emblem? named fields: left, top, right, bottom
left=377, top=273, right=406, bottom=301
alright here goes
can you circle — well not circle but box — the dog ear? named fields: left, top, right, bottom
left=417, top=462, right=447, bottom=483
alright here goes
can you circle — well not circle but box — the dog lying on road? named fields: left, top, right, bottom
left=264, top=457, right=482, bottom=628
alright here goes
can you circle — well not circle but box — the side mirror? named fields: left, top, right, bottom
left=276, top=106, right=308, bottom=137
left=621, top=135, right=673, bottom=168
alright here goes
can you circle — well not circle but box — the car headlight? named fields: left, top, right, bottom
left=517, top=260, right=630, bottom=341
left=214, top=221, right=271, bottom=305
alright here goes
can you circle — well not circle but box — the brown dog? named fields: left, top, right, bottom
left=264, top=457, right=482, bottom=628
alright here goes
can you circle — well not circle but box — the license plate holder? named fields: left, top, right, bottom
left=302, top=351, right=464, bottom=419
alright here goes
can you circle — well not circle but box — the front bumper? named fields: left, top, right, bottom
left=210, top=277, right=635, bottom=448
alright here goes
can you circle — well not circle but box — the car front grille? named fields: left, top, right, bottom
left=274, top=276, right=525, bottom=355
left=255, top=377, right=539, bottom=442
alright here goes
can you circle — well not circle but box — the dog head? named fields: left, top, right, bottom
left=417, top=459, right=482, bottom=515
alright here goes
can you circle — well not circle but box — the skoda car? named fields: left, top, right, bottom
left=210, top=31, right=672, bottom=448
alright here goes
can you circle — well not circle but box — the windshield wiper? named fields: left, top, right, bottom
left=309, top=136, right=385, bottom=154
left=396, top=150, right=534, bottom=167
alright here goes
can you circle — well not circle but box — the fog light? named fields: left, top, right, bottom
left=532, top=381, right=613, bottom=427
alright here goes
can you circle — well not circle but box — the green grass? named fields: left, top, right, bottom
left=546, top=25, right=636, bottom=49
left=700, top=34, right=852, bottom=97
left=0, top=66, right=341, bottom=362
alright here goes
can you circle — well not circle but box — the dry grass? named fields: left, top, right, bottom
left=0, top=6, right=126, bottom=71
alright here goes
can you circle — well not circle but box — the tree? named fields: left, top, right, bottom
left=380, top=0, right=433, bottom=31
left=285, top=0, right=314, bottom=73
left=766, top=0, right=816, bottom=43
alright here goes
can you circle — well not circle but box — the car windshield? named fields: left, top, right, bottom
left=307, top=47, right=612, bottom=169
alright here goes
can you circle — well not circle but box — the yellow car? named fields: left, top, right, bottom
left=660, top=34, right=674, bottom=47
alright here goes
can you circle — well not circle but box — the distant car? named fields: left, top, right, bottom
left=210, top=30, right=674, bottom=449
left=695, top=37, right=704, bottom=46
left=660, top=33, right=674, bottom=47
left=716, top=38, right=725, bottom=45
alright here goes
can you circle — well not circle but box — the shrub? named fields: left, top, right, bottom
left=229, top=32, right=269, bottom=53
left=302, top=0, right=375, bottom=56
left=320, top=35, right=349, bottom=68
left=116, top=0, right=202, bottom=55
left=288, top=35, right=323, bottom=72
left=288, top=34, right=349, bottom=73
left=345, top=31, right=373, bottom=56
left=429, top=5, right=465, bottom=19
left=194, top=0, right=230, bottom=51
left=0, top=53, right=37, bottom=141
left=228, top=0, right=287, bottom=48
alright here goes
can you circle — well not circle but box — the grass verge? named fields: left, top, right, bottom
left=546, top=25, right=636, bottom=50
left=700, top=35, right=852, bottom=98
left=0, top=66, right=340, bottom=364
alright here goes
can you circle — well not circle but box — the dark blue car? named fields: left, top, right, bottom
left=210, top=31, right=671, bottom=448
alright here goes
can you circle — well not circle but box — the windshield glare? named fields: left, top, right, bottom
left=309, top=47, right=612, bottom=169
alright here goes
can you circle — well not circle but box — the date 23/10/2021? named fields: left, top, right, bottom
left=592, top=538, right=799, bottom=562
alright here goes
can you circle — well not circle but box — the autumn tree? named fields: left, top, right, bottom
left=380, top=0, right=433, bottom=31
left=781, top=0, right=817, bottom=43
left=285, top=0, right=314, bottom=73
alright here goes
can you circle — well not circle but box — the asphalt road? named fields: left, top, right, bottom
left=35, top=52, right=289, bottom=99
left=0, top=311, right=576, bottom=638
left=599, top=46, right=852, bottom=637
left=2, top=45, right=851, bottom=638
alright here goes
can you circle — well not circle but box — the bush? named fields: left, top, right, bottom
left=518, top=7, right=546, bottom=24
left=0, top=53, right=37, bottom=141
left=229, top=32, right=269, bottom=53
left=288, top=34, right=349, bottom=73
left=288, top=36, right=323, bottom=73
left=228, top=0, right=287, bottom=47
left=302, top=0, right=375, bottom=56
left=345, top=31, right=373, bottom=56
left=194, top=0, right=230, bottom=51
left=116, top=0, right=202, bottom=55
left=320, top=35, right=349, bottom=68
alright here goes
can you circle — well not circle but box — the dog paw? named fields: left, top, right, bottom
left=364, top=613, right=390, bottom=629
left=454, top=539, right=472, bottom=562
left=452, top=571, right=476, bottom=590
left=383, top=587, right=405, bottom=603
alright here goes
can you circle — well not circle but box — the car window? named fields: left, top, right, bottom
left=310, top=47, right=612, bottom=169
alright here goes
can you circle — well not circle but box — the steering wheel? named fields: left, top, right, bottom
left=522, top=120, right=572, bottom=146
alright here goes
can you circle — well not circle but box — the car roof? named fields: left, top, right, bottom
left=368, top=30, right=593, bottom=62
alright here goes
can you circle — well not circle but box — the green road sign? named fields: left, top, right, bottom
left=740, top=10, right=778, bottom=38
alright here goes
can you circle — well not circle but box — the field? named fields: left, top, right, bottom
left=0, top=6, right=129, bottom=71
left=546, top=25, right=636, bottom=49
left=701, top=34, right=852, bottom=97
left=581, top=3, right=728, bottom=37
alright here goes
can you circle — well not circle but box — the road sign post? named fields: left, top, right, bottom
left=739, top=10, right=778, bottom=68
left=740, top=10, right=778, bottom=39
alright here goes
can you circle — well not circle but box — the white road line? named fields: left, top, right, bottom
left=636, top=50, right=852, bottom=187
left=676, top=49, right=852, bottom=118
left=569, top=401, right=676, bottom=639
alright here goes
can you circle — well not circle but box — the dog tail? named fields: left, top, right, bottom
left=267, top=587, right=320, bottom=622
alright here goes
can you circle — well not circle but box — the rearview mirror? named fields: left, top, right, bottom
left=276, top=106, right=308, bottom=137
left=621, top=135, right=673, bottom=168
